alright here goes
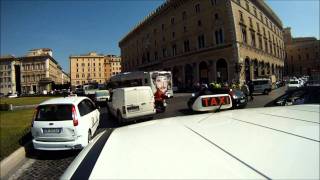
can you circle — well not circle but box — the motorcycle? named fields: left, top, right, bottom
left=155, top=99, right=167, bottom=113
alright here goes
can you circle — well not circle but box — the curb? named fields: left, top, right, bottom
left=0, top=142, right=31, bottom=179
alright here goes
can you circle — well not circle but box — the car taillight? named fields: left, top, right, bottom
left=72, top=105, right=78, bottom=126
left=122, top=106, right=126, bottom=114
left=31, top=107, right=38, bottom=127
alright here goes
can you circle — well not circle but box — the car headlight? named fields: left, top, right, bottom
left=232, top=95, right=238, bottom=99
left=192, top=93, right=195, bottom=97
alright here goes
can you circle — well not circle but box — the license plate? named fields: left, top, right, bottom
left=127, top=106, right=139, bottom=112
left=240, top=99, right=245, bottom=103
left=201, top=96, right=230, bottom=107
left=43, top=128, right=61, bottom=134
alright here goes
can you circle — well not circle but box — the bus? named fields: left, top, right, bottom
left=108, top=71, right=174, bottom=98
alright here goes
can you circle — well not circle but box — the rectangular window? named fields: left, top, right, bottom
left=195, top=4, right=200, bottom=13
left=241, top=27, right=247, bottom=44
left=259, top=36, right=263, bottom=49
left=182, top=11, right=187, bottom=20
left=171, top=17, right=175, bottom=25
left=239, top=11, right=244, bottom=22
left=210, top=0, right=217, bottom=6
left=154, top=52, right=158, bottom=61
left=248, top=17, right=252, bottom=28
left=184, top=40, right=190, bottom=52
left=172, top=44, right=177, bottom=56
left=251, top=31, right=256, bottom=47
left=162, top=48, right=167, bottom=58
left=198, top=34, right=205, bottom=49
left=246, top=1, right=250, bottom=11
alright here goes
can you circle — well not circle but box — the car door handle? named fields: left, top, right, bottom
left=141, top=103, right=146, bottom=105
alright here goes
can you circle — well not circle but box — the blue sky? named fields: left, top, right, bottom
left=1, top=0, right=319, bottom=73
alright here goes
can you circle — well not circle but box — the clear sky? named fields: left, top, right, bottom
left=1, top=0, right=319, bottom=73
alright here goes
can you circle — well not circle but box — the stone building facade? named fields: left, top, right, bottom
left=19, top=49, right=67, bottom=93
left=283, top=27, right=320, bottom=76
left=69, top=52, right=121, bottom=86
left=108, top=55, right=122, bottom=76
left=119, top=0, right=285, bottom=89
left=0, top=55, right=21, bottom=95
left=0, top=49, right=68, bottom=95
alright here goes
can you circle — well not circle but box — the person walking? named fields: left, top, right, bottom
left=241, top=82, right=250, bottom=98
left=248, top=80, right=254, bottom=101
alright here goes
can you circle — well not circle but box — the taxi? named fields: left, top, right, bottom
left=187, top=88, right=232, bottom=112
left=61, top=104, right=319, bottom=179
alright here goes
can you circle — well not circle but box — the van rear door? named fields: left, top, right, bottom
left=125, top=88, right=140, bottom=114
left=138, top=88, right=155, bottom=114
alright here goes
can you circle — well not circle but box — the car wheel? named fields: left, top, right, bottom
left=263, top=89, right=269, bottom=95
left=88, top=130, right=92, bottom=144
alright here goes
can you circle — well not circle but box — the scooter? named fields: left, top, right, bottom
left=155, top=99, right=167, bottom=113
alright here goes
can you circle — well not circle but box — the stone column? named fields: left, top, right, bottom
left=181, top=65, right=185, bottom=88
left=192, top=62, right=199, bottom=83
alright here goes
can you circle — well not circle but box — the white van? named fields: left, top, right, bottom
left=252, top=78, right=272, bottom=95
left=107, top=86, right=156, bottom=122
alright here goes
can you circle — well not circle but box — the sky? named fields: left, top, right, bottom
left=1, top=0, right=319, bottom=73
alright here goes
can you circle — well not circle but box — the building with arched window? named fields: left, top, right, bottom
left=283, top=27, right=320, bottom=77
left=119, top=0, right=285, bottom=89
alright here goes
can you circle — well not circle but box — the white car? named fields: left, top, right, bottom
left=252, top=78, right=272, bottom=94
left=31, top=96, right=100, bottom=150
left=287, top=79, right=302, bottom=90
left=107, top=86, right=155, bottom=122
left=61, top=104, right=319, bottom=179
left=8, top=93, right=18, bottom=98
left=94, top=90, right=110, bottom=103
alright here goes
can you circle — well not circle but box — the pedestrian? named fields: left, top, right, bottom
left=241, top=82, right=249, bottom=98
left=248, top=80, right=254, bottom=101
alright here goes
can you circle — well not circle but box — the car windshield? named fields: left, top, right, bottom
left=35, top=105, right=73, bottom=121
left=234, top=90, right=244, bottom=97
left=96, top=91, right=109, bottom=96
left=289, top=81, right=299, bottom=84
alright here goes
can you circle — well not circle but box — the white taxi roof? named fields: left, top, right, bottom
left=39, top=96, right=88, bottom=106
left=63, top=104, right=319, bottom=179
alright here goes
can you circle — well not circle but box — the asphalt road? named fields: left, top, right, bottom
left=7, top=87, right=286, bottom=180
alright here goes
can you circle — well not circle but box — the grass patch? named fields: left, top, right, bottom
left=0, top=109, right=34, bottom=160
left=0, top=96, right=55, bottom=106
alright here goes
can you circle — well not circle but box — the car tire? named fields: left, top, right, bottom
left=263, top=89, right=269, bottom=95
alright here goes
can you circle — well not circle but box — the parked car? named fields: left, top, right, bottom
left=229, top=89, right=248, bottom=109
left=252, top=78, right=272, bottom=94
left=265, top=85, right=320, bottom=107
left=8, top=93, right=18, bottom=98
left=42, top=90, right=48, bottom=95
left=61, top=104, right=320, bottom=180
left=94, top=90, right=110, bottom=105
left=28, top=90, right=35, bottom=95
left=107, top=86, right=155, bottom=122
left=31, top=96, right=100, bottom=150
left=187, top=88, right=233, bottom=112
left=287, top=79, right=303, bottom=90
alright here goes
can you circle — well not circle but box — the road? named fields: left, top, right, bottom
left=7, top=86, right=286, bottom=180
